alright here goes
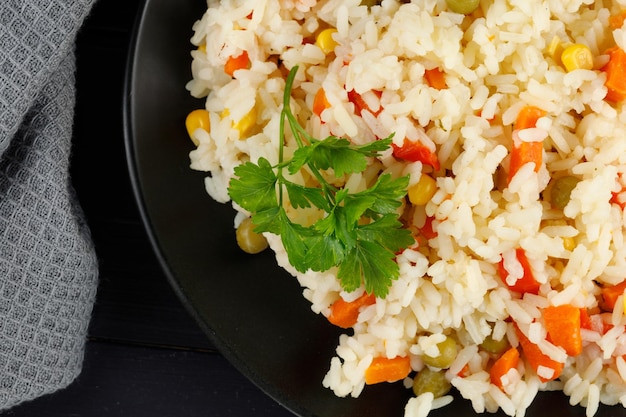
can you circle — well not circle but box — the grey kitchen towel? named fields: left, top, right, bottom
left=0, top=0, right=98, bottom=410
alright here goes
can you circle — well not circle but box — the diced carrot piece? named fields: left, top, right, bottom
left=497, top=248, right=541, bottom=295
left=579, top=308, right=593, bottom=330
left=609, top=11, right=626, bottom=29
left=419, top=216, right=438, bottom=240
left=514, top=105, right=546, bottom=130
left=588, top=313, right=613, bottom=334
left=365, top=356, right=412, bottom=384
left=507, top=106, right=546, bottom=183
left=490, top=347, right=520, bottom=389
left=515, top=325, right=564, bottom=382
left=601, top=47, right=626, bottom=103
left=347, top=89, right=382, bottom=117
left=600, top=280, right=626, bottom=312
left=508, top=140, right=543, bottom=183
left=424, top=68, right=447, bottom=90
left=312, top=88, right=331, bottom=117
left=600, top=313, right=615, bottom=334
left=392, top=137, right=440, bottom=170
left=478, top=108, right=496, bottom=123
left=611, top=189, right=626, bottom=209
left=224, top=50, right=250, bottom=77
left=543, top=304, right=582, bottom=356
left=327, top=293, right=376, bottom=329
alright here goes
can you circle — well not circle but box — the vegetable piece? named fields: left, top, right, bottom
left=543, top=304, right=582, bottom=356
left=223, top=107, right=257, bottom=139
left=579, top=308, right=593, bottom=330
left=515, top=326, right=563, bottom=382
left=457, top=363, right=470, bottom=378
left=225, top=50, right=250, bottom=77
left=412, top=367, right=451, bottom=398
left=601, top=47, right=626, bottom=103
left=489, top=347, right=519, bottom=390
left=228, top=66, right=413, bottom=298
left=508, top=106, right=546, bottom=184
left=315, top=28, right=338, bottom=55
left=600, top=280, right=626, bottom=312
left=562, top=236, right=576, bottom=252
left=185, top=109, right=210, bottom=145
left=408, top=174, right=437, bottom=206
left=327, top=292, right=376, bottom=329
left=498, top=248, right=540, bottom=295
left=508, top=140, right=543, bottom=183
left=560, top=44, right=594, bottom=72
left=312, top=88, right=331, bottom=117
left=480, top=333, right=510, bottom=354
left=424, top=68, right=447, bottom=90
left=609, top=11, right=626, bottom=29
left=611, top=188, right=626, bottom=210
left=549, top=176, right=580, bottom=209
left=445, top=0, right=480, bottom=14
left=365, top=356, right=412, bottom=384
left=514, top=105, right=546, bottom=131
left=546, top=36, right=563, bottom=64
left=392, top=138, right=440, bottom=170
left=347, top=89, right=382, bottom=117
left=419, top=216, right=438, bottom=240
left=422, top=336, right=458, bottom=369
left=236, top=217, right=269, bottom=254
left=233, top=107, right=257, bottom=138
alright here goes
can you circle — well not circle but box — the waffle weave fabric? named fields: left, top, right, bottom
left=0, top=0, right=98, bottom=410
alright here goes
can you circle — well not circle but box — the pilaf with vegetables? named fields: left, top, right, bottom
left=184, top=0, right=626, bottom=416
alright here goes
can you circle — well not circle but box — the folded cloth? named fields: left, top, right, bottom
left=0, top=0, right=98, bottom=410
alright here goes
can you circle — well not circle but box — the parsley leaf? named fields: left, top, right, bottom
left=289, top=136, right=393, bottom=178
left=229, top=158, right=278, bottom=213
left=227, top=65, right=413, bottom=298
left=339, top=239, right=400, bottom=297
left=283, top=182, right=329, bottom=211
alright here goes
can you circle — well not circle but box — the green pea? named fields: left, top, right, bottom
left=236, top=217, right=269, bottom=254
left=550, top=176, right=580, bottom=210
left=422, top=336, right=457, bottom=369
left=480, top=334, right=510, bottom=354
left=445, top=0, right=480, bottom=14
left=412, top=367, right=452, bottom=398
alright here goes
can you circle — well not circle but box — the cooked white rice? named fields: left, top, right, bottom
left=186, top=0, right=626, bottom=415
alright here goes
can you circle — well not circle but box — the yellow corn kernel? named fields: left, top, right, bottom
left=408, top=174, right=437, bottom=206
left=562, top=236, right=576, bottom=252
left=315, top=28, right=338, bottom=55
left=561, top=44, right=593, bottom=72
left=222, top=107, right=257, bottom=139
left=185, top=109, right=210, bottom=146
left=197, top=44, right=206, bottom=53
left=546, top=36, right=563, bottom=64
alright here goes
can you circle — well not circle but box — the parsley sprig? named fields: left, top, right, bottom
left=228, top=66, right=413, bottom=298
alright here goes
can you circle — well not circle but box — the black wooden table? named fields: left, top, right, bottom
left=3, top=1, right=295, bottom=416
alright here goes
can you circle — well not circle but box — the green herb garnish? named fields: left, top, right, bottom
left=228, top=66, right=413, bottom=298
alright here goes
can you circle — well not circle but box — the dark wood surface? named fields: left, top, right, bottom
left=3, top=1, right=295, bottom=416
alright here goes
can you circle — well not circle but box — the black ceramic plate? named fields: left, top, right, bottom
left=123, top=1, right=614, bottom=416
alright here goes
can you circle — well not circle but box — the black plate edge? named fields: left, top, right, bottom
left=120, top=1, right=313, bottom=416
